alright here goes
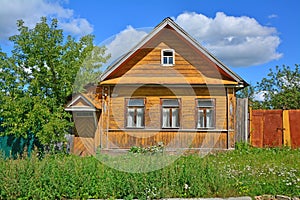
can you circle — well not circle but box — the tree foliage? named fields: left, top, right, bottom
left=237, top=64, right=300, bottom=109
left=257, top=64, right=300, bottom=109
left=0, top=17, right=109, bottom=149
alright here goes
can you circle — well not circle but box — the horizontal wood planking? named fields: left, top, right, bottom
left=107, top=86, right=227, bottom=130
left=106, top=28, right=236, bottom=83
left=103, top=131, right=228, bottom=149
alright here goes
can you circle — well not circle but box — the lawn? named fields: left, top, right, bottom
left=0, top=144, right=299, bottom=199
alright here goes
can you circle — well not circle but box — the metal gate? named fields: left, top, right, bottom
left=250, top=109, right=300, bottom=148
left=251, top=110, right=283, bottom=148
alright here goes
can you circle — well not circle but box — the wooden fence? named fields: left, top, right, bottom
left=235, top=98, right=249, bottom=143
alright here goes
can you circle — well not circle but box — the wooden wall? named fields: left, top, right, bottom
left=102, top=131, right=228, bottom=150
left=105, top=27, right=236, bottom=85
left=107, top=86, right=227, bottom=130
left=96, top=85, right=234, bottom=150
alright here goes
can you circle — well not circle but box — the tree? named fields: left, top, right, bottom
left=256, top=64, right=300, bottom=109
left=0, top=17, right=109, bottom=150
left=236, top=83, right=262, bottom=109
left=238, top=64, right=300, bottom=110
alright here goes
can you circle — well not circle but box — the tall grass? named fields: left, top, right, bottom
left=0, top=145, right=299, bottom=199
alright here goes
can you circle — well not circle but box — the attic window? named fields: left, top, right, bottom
left=161, top=49, right=175, bottom=66
left=75, top=111, right=94, bottom=117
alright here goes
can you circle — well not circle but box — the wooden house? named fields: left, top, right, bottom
left=65, top=18, right=247, bottom=156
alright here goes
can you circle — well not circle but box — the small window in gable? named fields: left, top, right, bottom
left=161, top=49, right=175, bottom=66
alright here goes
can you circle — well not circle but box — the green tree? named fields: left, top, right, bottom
left=0, top=17, right=109, bottom=150
left=256, top=64, right=300, bottom=109
left=236, top=84, right=262, bottom=109
left=236, top=64, right=300, bottom=110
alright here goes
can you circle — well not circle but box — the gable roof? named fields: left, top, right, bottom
left=65, top=93, right=101, bottom=111
left=100, top=17, right=247, bottom=87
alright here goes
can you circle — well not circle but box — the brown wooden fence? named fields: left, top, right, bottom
left=250, top=109, right=300, bottom=148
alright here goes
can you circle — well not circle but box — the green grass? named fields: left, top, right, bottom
left=0, top=144, right=299, bottom=199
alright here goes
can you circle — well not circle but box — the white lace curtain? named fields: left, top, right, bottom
left=127, top=107, right=144, bottom=128
left=162, top=108, right=179, bottom=128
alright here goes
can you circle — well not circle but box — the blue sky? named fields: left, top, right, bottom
left=1, top=0, right=299, bottom=85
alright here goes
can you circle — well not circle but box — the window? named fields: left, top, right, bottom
left=162, top=99, right=180, bottom=128
left=196, top=99, right=215, bottom=128
left=75, top=112, right=94, bottom=117
left=161, top=49, right=175, bottom=66
left=126, top=99, right=145, bottom=128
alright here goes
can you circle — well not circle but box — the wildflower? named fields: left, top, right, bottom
left=184, top=183, right=190, bottom=190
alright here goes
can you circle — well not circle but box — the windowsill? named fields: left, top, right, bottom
left=197, top=127, right=216, bottom=130
left=161, top=64, right=174, bottom=67
left=125, top=127, right=145, bottom=129
left=108, top=128, right=228, bottom=132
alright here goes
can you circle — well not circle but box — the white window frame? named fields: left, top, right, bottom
left=161, top=99, right=180, bottom=129
left=196, top=99, right=216, bottom=129
left=125, top=98, right=145, bottom=129
left=161, top=49, right=175, bottom=66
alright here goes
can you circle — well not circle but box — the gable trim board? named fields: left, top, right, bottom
left=65, top=94, right=98, bottom=111
left=100, top=17, right=247, bottom=88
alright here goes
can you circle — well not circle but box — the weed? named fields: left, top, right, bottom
left=0, top=147, right=299, bottom=199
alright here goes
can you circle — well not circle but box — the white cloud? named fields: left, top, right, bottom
left=0, top=0, right=93, bottom=41
left=60, top=18, right=93, bottom=36
left=268, top=14, right=278, bottom=19
left=174, top=12, right=282, bottom=67
left=102, top=12, right=282, bottom=68
left=253, top=91, right=267, bottom=101
left=103, top=26, right=148, bottom=67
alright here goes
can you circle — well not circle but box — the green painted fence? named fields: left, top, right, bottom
left=0, top=133, right=41, bottom=158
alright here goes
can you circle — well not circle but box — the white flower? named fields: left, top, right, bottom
left=184, top=183, right=189, bottom=190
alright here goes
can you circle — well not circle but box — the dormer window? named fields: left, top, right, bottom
left=161, top=49, right=175, bottom=66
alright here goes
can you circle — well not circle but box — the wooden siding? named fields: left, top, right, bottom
left=107, top=86, right=228, bottom=131
left=102, top=130, right=228, bottom=149
left=72, top=98, right=90, bottom=107
left=102, top=27, right=237, bottom=85
left=72, top=136, right=95, bottom=156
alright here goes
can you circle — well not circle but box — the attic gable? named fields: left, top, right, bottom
left=100, top=18, right=247, bottom=87
left=65, top=94, right=100, bottom=111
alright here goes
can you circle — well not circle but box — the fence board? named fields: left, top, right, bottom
left=236, top=98, right=249, bottom=143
